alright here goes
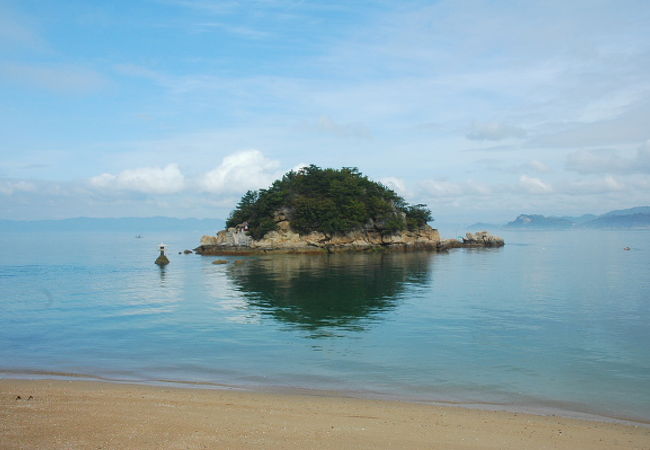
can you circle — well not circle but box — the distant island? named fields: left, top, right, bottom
left=469, top=206, right=650, bottom=230
left=196, top=165, right=503, bottom=255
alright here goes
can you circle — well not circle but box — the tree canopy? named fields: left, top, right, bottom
left=226, top=165, right=432, bottom=240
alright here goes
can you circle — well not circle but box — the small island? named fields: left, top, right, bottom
left=195, top=165, right=503, bottom=255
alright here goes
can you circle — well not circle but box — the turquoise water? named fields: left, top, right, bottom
left=1, top=229, right=649, bottom=423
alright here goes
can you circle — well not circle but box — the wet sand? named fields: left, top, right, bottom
left=2, top=379, right=649, bottom=449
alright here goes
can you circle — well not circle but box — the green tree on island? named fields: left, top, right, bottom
left=226, top=165, right=433, bottom=240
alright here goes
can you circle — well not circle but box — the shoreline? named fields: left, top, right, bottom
left=195, top=225, right=504, bottom=256
left=2, top=378, right=649, bottom=449
left=193, top=236, right=505, bottom=256
left=2, top=369, right=649, bottom=428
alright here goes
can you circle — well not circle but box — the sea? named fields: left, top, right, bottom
left=1, top=228, right=649, bottom=424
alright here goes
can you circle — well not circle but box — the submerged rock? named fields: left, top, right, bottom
left=212, top=259, right=229, bottom=265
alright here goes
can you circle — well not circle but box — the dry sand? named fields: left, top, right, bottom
left=2, top=379, right=649, bottom=449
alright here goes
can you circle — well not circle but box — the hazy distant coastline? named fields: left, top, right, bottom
left=469, top=206, right=650, bottom=231
left=4, top=207, right=648, bottom=234
left=0, top=217, right=225, bottom=232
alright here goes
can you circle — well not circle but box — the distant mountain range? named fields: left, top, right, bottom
left=470, top=206, right=650, bottom=230
left=0, top=216, right=225, bottom=232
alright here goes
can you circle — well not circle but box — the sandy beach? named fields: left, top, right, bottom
left=2, top=379, right=649, bottom=449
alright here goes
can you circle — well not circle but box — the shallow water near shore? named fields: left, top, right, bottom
left=1, top=229, right=649, bottom=423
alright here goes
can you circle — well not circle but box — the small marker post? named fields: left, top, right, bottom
left=155, top=243, right=170, bottom=266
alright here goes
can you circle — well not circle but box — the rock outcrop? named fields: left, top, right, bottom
left=437, top=231, right=505, bottom=250
left=195, top=213, right=504, bottom=256
left=195, top=223, right=442, bottom=255
left=461, top=231, right=505, bottom=247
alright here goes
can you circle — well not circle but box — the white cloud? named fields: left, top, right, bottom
left=418, top=179, right=464, bottom=197
left=199, top=150, right=281, bottom=194
left=528, top=160, right=550, bottom=173
left=380, top=176, right=409, bottom=197
left=466, top=121, right=526, bottom=141
left=418, top=179, right=492, bottom=198
left=291, top=162, right=309, bottom=173
left=90, top=164, right=185, bottom=194
left=564, top=175, right=625, bottom=195
left=531, top=101, right=650, bottom=148
left=519, top=175, right=552, bottom=194
left=472, top=158, right=551, bottom=174
left=566, top=149, right=624, bottom=174
left=0, top=180, right=36, bottom=195
left=566, top=143, right=650, bottom=174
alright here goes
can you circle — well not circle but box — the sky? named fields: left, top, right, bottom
left=1, top=0, right=649, bottom=224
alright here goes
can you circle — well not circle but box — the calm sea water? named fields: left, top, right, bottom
left=1, top=229, right=649, bottom=423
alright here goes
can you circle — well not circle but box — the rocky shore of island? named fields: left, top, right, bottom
left=194, top=222, right=504, bottom=256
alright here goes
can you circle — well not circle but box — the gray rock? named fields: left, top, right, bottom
left=462, top=231, right=505, bottom=247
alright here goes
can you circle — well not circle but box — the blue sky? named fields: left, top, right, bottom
left=1, top=0, right=649, bottom=223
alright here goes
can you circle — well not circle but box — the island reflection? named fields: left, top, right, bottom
left=225, top=252, right=434, bottom=334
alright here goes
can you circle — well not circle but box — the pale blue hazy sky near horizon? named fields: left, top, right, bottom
left=1, top=0, right=649, bottom=223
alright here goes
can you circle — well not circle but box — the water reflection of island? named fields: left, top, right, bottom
left=226, top=253, right=433, bottom=333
